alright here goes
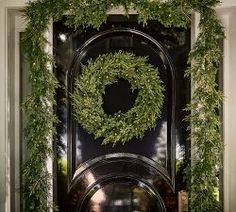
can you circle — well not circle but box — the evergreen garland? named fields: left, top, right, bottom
left=71, top=51, right=164, bottom=145
left=185, top=6, right=224, bottom=211
left=22, top=0, right=224, bottom=211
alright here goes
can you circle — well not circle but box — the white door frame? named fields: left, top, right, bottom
left=1, top=1, right=236, bottom=211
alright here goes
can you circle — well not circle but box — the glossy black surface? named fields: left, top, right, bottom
left=69, top=27, right=174, bottom=172
left=53, top=15, right=190, bottom=212
left=82, top=181, right=162, bottom=212
left=68, top=154, right=172, bottom=212
left=102, top=78, right=139, bottom=115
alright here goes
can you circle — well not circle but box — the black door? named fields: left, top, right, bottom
left=54, top=15, right=190, bottom=212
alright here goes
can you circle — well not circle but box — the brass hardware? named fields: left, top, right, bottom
left=178, top=190, right=188, bottom=212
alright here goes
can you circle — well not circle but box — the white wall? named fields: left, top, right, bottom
left=0, top=3, right=7, bottom=212
left=220, top=0, right=236, bottom=8
left=1, top=0, right=236, bottom=212
left=222, top=7, right=236, bottom=211
left=0, top=1, right=27, bottom=212
left=227, top=11, right=236, bottom=210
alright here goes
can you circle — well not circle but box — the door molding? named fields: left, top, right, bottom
left=1, top=2, right=236, bottom=211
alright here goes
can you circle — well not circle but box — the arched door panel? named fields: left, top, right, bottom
left=68, top=154, right=175, bottom=211
left=53, top=15, right=190, bottom=211
left=68, top=28, right=175, bottom=175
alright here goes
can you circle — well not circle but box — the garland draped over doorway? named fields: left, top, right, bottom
left=22, top=0, right=224, bottom=211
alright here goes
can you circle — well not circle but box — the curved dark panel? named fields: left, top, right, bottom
left=68, top=28, right=176, bottom=180
left=67, top=154, right=176, bottom=211
left=81, top=180, right=164, bottom=212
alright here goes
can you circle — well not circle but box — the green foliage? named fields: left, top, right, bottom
left=66, top=0, right=191, bottom=28
left=22, top=0, right=224, bottom=211
left=185, top=7, right=224, bottom=212
left=21, top=31, right=58, bottom=211
left=71, top=51, right=164, bottom=145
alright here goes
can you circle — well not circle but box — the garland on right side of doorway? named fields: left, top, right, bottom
left=185, top=6, right=224, bottom=211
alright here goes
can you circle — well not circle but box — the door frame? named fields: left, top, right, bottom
left=1, top=1, right=236, bottom=211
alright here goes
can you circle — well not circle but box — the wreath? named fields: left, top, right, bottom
left=71, top=51, right=165, bottom=145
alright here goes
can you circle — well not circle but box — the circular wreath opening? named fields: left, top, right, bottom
left=102, top=78, right=139, bottom=115
left=71, top=51, right=165, bottom=145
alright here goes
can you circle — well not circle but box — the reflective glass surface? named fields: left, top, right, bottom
left=82, top=181, right=163, bottom=212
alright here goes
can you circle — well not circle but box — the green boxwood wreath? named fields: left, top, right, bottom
left=71, top=51, right=164, bottom=145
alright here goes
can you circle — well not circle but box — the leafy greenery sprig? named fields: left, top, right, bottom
left=185, top=7, right=224, bottom=211
left=22, top=0, right=224, bottom=211
left=21, top=18, right=58, bottom=212
left=66, top=0, right=191, bottom=28
left=71, top=51, right=164, bottom=145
